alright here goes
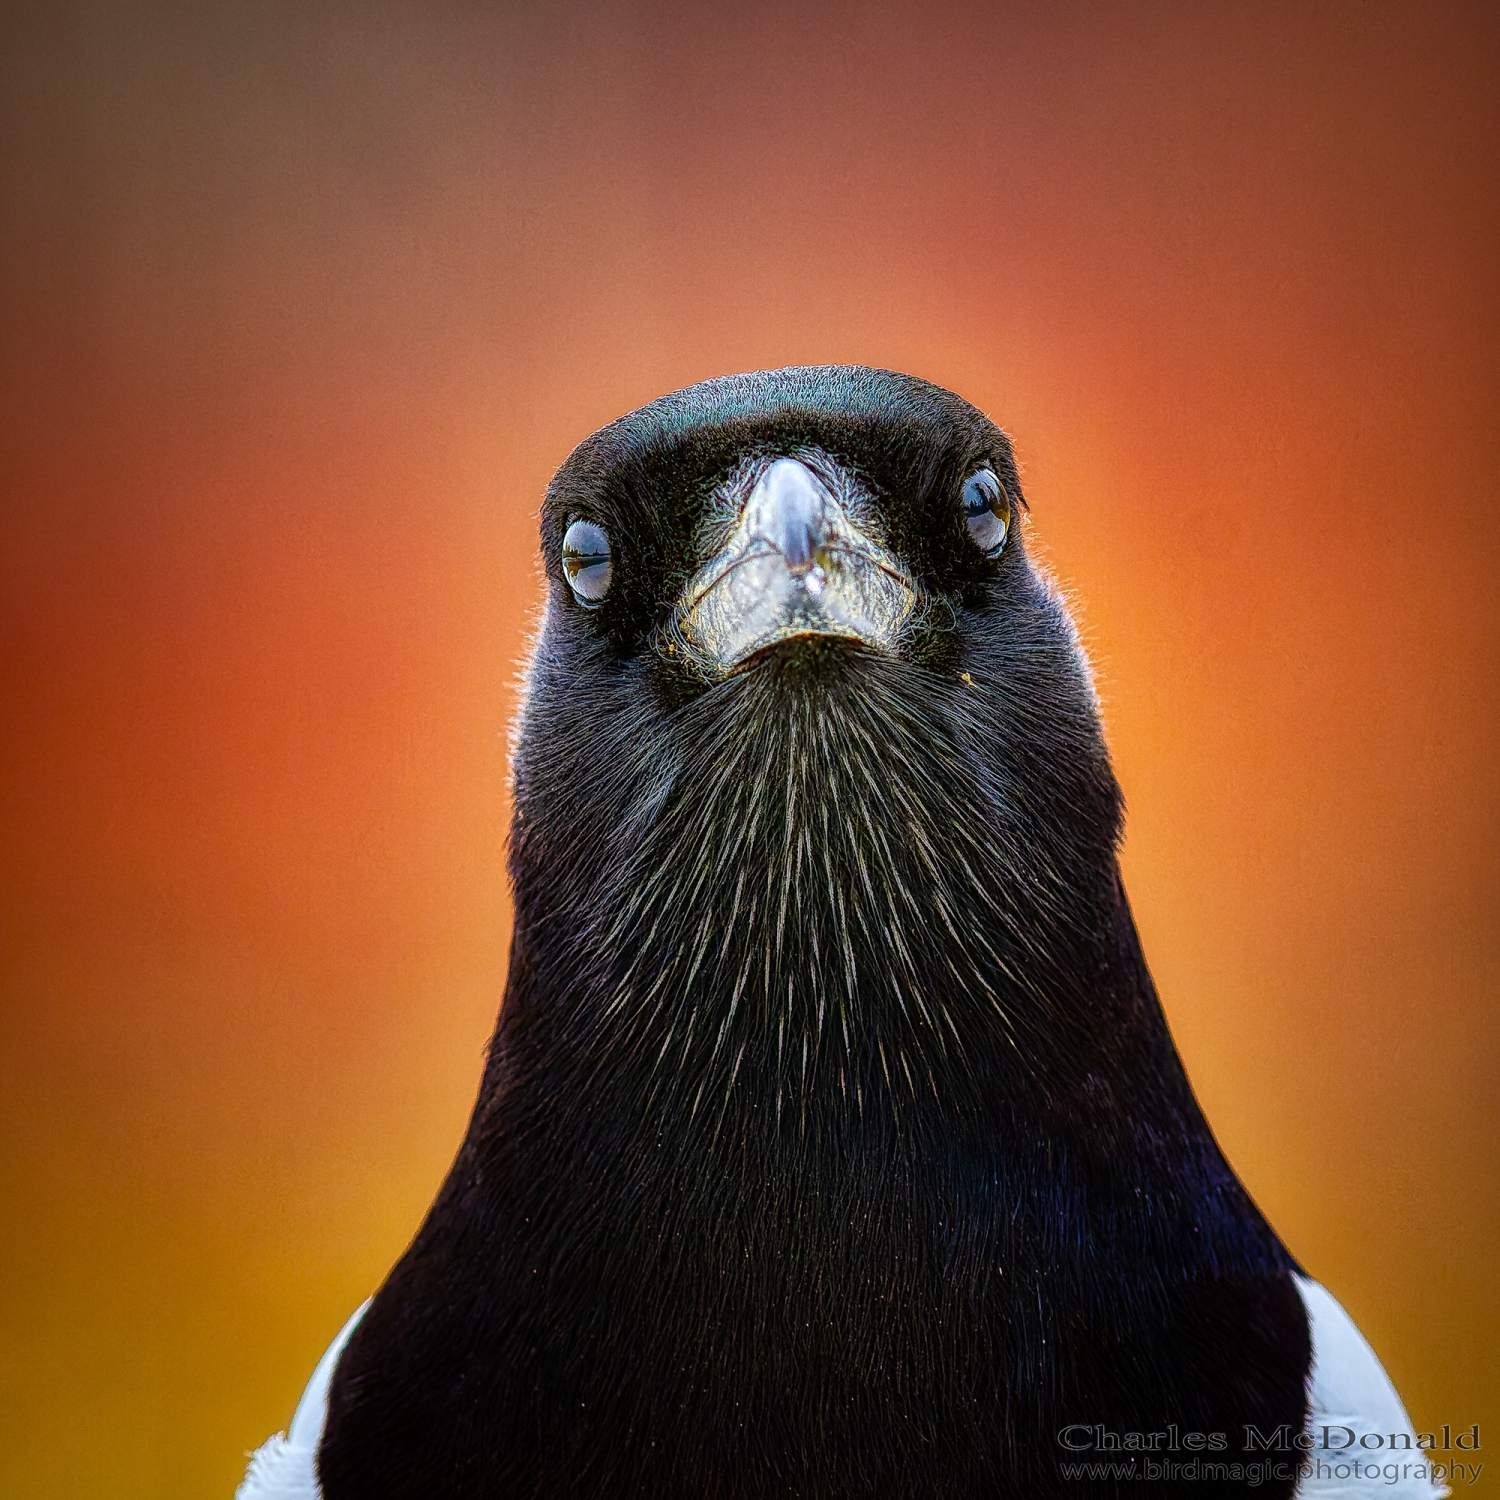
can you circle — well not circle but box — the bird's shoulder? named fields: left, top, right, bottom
left=1293, top=1275, right=1446, bottom=1498
left=236, top=1302, right=369, bottom=1500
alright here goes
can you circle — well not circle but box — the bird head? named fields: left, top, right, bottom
left=509, top=367, right=1130, bottom=1131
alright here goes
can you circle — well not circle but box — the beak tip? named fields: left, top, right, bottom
left=751, top=458, right=826, bottom=569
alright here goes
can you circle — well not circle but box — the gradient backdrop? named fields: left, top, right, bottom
left=2, top=2, right=1496, bottom=1495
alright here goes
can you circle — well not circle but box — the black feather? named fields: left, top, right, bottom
left=319, top=367, right=1308, bottom=1499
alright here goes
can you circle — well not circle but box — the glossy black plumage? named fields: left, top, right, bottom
left=318, top=367, right=1309, bottom=1498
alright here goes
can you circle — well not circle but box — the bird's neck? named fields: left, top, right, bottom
left=491, top=654, right=1216, bottom=1180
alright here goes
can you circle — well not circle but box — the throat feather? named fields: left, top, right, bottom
left=555, top=659, right=1074, bottom=1128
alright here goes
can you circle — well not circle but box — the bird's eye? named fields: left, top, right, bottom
left=561, top=519, right=613, bottom=605
left=962, top=469, right=1011, bottom=557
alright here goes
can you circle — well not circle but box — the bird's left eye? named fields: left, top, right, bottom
left=962, top=469, right=1011, bottom=557
left=562, top=519, right=613, bottom=606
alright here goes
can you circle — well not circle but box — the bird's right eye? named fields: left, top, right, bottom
left=962, top=469, right=1011, bottom=557
left=562, top=519, right=613, bottom=606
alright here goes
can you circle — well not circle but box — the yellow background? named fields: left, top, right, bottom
left=1, top=2, right=1495, bottom=1494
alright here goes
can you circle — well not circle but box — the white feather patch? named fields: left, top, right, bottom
left=1294, top=1276, right=1448, bottom=1498
left=236, top=1302, right=369, bottom=1500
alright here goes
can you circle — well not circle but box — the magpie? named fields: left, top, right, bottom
left=239, top=367, right=1438, bottom=1499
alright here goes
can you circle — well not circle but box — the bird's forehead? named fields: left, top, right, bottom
left=544, top=367, right=1005, bottom=527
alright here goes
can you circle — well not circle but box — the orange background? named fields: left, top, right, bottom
left=2, top=2, right=1495, bottom=1495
